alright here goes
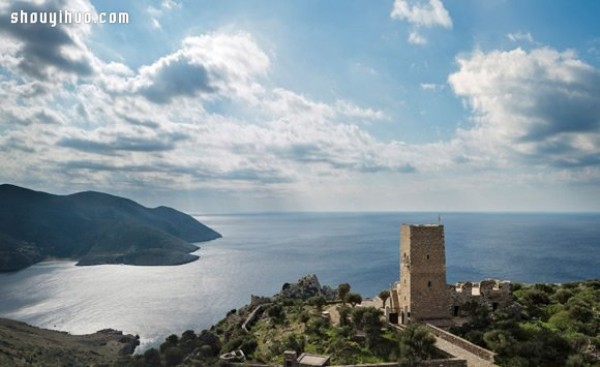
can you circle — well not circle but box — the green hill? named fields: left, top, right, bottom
left=0, top=184, right=221, bottom=271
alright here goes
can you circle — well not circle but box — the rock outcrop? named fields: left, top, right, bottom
left=277, top=274, right=335, bottom=301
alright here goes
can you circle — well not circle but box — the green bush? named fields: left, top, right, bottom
left=143, top=348, right=162, bottom=367
left=164, top=346, right=183, bottom=367
left=398, top=324, right=436, bottom=363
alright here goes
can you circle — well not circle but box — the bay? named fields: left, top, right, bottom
left=0, top=212, right=598, bottom=349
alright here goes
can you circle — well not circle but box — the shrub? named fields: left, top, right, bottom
left=399, top=324, right=436, bottom=362
left=143, top=348, right=162, bottom=367
left=347, top=293, right=363, bottom=307
left=164, top=346, right=183, bottom=367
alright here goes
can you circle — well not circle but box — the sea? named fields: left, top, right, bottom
left=0, top=212, right=598, bottom=350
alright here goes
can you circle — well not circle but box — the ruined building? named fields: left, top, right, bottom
left=451, top=279, right=512, bottom=317
left=387, top=223, right=513, bottom=326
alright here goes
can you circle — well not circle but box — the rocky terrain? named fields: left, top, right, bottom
left=277, top=273, right=336, bottom=301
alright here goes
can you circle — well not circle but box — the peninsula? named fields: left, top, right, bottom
left=0, top=184, right=221, bottom=272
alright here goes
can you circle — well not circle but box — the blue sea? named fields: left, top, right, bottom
left=0, top=212, right=598, bottom=349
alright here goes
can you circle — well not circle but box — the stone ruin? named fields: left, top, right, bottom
left=388, top=223, right=514, bottom=326
left=450, top=279, right=513, bottom=317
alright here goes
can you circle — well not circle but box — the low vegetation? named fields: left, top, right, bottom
left=118, top=281, right=441, bottom=367
left=450, top=280, right=600, bottom=367
left=10, top=277, right=597, bottom=367
left=0, top=318, right=139, bottom=367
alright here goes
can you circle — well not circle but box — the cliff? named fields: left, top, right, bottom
left=0, top=184, right=221, bottom=271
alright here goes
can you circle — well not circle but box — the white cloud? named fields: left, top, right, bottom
left=0, top=26, right=416, bottom=195
left=391, top=0, right=452, bottom=45
left=334, top=100, right=387, bottom=121
left=391, top=0, right=452, bottom=28
left=420, top=83, right=444, bottom=91
left=449, top=47, right=600, bottom=168
left=0, top=0, right=99, bottom=81
left=507, top=31, right=534, bottom=43
left=161, top=0, right=181, bottom=10
left=1, top=11, right=598, bottom=211
left=151, top=17, right=162, bottom=29
left=147, top=0, right=181, bottom=29
left=408, top=31, right=427, bottom=45
left=350, top=61, right=378, bottom=76
left=122, top=32, right=270, bottom=104
left=147, top=6, right=162, bottom=17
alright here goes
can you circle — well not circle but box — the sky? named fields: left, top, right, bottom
left=1, top=0, right=600, bottom=213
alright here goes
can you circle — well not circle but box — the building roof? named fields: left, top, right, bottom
left=297, top=352, right=330, bottom=367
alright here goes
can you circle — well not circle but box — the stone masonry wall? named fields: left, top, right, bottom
left=426, top=324, right=496, bottom=362
left=226, top=359, right=466, bottom=367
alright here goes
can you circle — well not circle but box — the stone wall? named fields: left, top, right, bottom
left=419, top=359, right=467, bottom=367
left=242, top=303, right=270, bottom=333
left=335, top=359, right=466, bottom=367
left=226, top=360, right=466, bottom=367
left=450, top=279, right=512, bottom=316
left=426, top=324, right=496, bottom=362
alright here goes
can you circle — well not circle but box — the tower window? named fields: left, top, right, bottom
left=427, top=281, right=432, bottom=287
left=426, top=254, right=430, bottom=260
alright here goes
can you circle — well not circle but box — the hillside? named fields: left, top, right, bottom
left=0, top=184, right=221, bottom=271
left=449, top=280, right=600, bottom=366
left=0, top=318, right=139, bottom=367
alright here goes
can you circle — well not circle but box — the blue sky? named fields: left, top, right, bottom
left=1, top=0, right=600, bottom=213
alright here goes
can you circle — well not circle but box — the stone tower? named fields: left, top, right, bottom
left=395, top=224, right=450, bottom=325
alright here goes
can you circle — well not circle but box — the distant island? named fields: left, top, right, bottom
left=0, top=184, right=221, bottom=272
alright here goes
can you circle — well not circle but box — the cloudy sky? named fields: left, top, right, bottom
left=1, top=0, right=600, bottom=213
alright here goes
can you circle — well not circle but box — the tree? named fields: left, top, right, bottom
left=308, top=295, right=327, bottom=311
left=483, top=329, right=517, bottom=356
left=283, top=334, right=305, bottom=355
left=179, top=330, right=197, bottom=354
left=362, top=307, right=384, bottom=349
left=351, top=307, right=367, bottom=330
left=143, top=348, right=162, bottom=367
left=338, top=305, right=351, bottom=327
left=267, top=303, right=285, bottom=323
left=164, top=346, right=183, bottom=367
left=198, top=329, right=221, bottom=356
left=160, top=334, right=179, bottom=353
left=347, top=292, right=362, bottom=307
left=565, top=354, right=585, bottom=367
left=378, top=290, right=390, bottom=309
left=338, top=283, right=351, bottom=304
left=464, top=300, right=491, bottom=321
left=398, top=324, right=436, bottom=365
